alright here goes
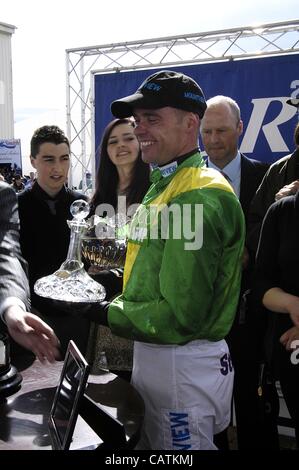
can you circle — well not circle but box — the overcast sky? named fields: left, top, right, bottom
left=1, top=1, right=298, bottom=173
left=2, top=0, right=298, bottom=118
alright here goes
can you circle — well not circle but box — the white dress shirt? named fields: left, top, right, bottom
left=207, top=152, right=241, bottom=198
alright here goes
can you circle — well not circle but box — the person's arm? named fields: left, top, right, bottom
left=0, top=183, right=60, bottom=361
left=263, top=288, right=299, bottom=327
left=3, top=305, right=60, bottom=362
left=255, top=199, right=299, bottom=327
left=0, top=183, right=30, bottom=310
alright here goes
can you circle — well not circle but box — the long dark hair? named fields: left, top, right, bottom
left=91, top=118, right=150, bottom=211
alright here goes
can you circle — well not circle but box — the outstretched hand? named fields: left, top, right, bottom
left=280, top=326, right=299, bottom=351
left=4, top=306, right=61, bottom=363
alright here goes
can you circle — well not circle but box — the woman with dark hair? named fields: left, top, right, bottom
left=87, top=118, right=150, bottom=381
left=90, top=118, right=150, bottom=214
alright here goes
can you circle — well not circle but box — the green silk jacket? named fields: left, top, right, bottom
left=108, top=152, right=245, bottom=345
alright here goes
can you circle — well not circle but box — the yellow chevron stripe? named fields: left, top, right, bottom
left=123, top=166, right=233, bottom=289
left=123, top=242, right=140, bottom=289
left=151, top=166, right=233, bottom=206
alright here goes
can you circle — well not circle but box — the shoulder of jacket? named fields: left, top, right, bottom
left=241, top=153, right=269, bottom=169
left=269, top=153, right=292, bottom=171
left=0, top=181, right=13, bottom=193
left=17, top=187, right=32, bottom=201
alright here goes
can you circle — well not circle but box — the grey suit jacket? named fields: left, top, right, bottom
left=0, top=181, right=30, bottom=319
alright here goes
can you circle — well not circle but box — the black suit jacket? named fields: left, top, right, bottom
left=18, top=182, right=87, bottom=306
left=205, top=154, right=269, bottom=220
left=206, top=154, right=269, bottom=320
left=17, top=182, right=90, bottom=354
left=238, top=154, right=269, bottom=292
left=239, top=154, right=269, bottom=221
left=0, top=182, right=30, bottom=319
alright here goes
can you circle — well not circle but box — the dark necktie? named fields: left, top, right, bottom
left=220, top=171, right=231, bottom=183
left=46, top=199, right=57, bottom=215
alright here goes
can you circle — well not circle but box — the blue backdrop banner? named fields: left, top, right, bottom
left=94, top=54, right=299, bottom=165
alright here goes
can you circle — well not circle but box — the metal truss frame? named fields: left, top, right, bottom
left=65, top=19, right=299, bottom=189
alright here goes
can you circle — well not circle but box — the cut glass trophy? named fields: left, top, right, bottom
left=81, top=212, right=127, bottom=270
left=34, top=200, right=106, bottom=303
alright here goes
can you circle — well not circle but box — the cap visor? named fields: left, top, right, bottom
left=111, top=93, right=162, bottom=118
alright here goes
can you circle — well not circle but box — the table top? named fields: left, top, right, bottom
left=0, top=355, right=144, bottom=450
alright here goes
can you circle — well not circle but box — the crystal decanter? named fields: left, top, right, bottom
left=34, top=200, right=106, bottom=303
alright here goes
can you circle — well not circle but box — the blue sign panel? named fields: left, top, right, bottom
left=0, top=139, right=22, bottom=172
left=94, top=54, right=299, bottom=165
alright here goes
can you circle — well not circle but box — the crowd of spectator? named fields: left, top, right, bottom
left=0, top=164, right=35, bottom=192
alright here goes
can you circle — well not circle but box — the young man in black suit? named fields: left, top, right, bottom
left=18, top=125, right=90, bottom=356
left=0, top=181, right=60, bottom=362
left=200, top=95, right=271, bottom=449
